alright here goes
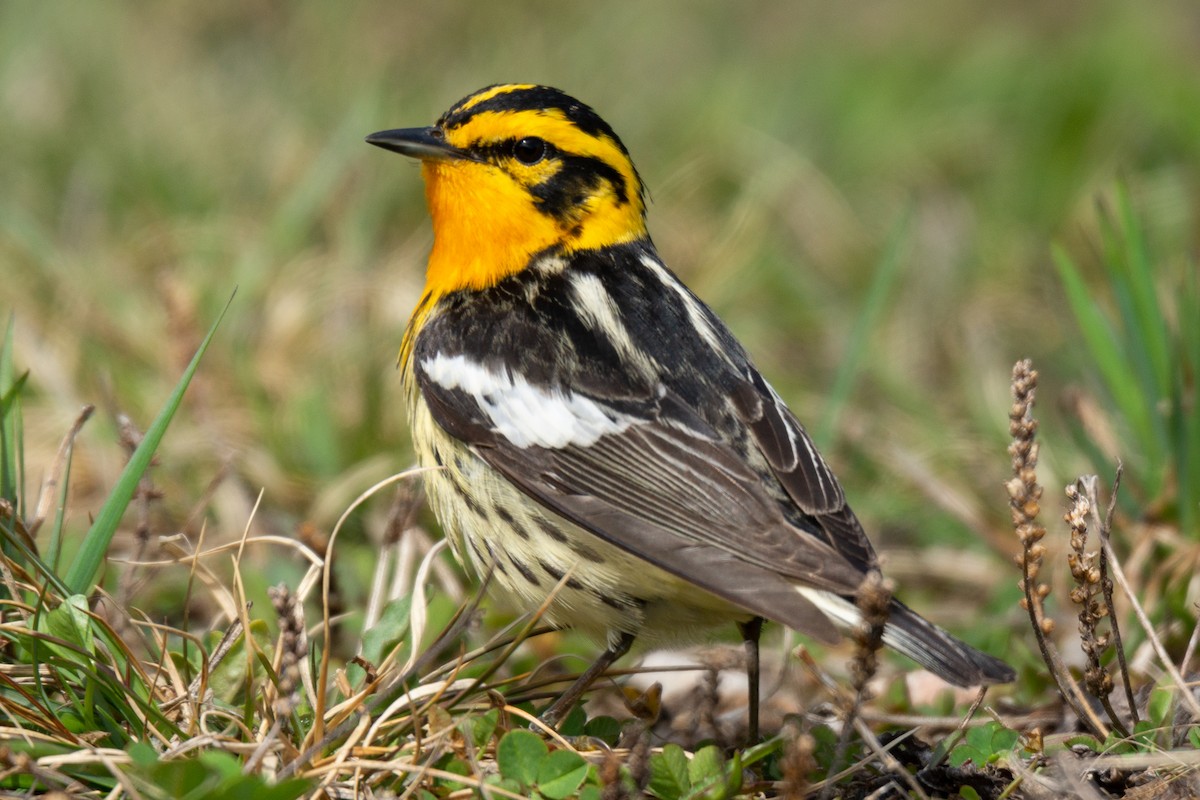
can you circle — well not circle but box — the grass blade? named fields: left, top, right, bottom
left=1052, top=246, right=1155, bottom=469
left=63, top=292, right=235, bottom=595
left=1096, top=194, right=1169, bottom=463
left=816, top=209, right=909, bottom=447
left=0, top=315, right=26, bottom=516
left=1178, top=263, right=1200, bottom=536
left=1113, top=186, right=1172, bottom=399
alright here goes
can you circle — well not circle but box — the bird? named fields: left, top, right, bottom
left=366, top=83, right=1014, bottom=737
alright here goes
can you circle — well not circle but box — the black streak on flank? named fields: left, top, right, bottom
left=449, top=472, right=487, bottom=518
left=510, top=555, right=540, bottom=585
left=494, top=506, right=529, bottom=539
left=469, top=538, right=491, bottom=571
left=535, top=516, right=570, bottom=545
left=598, top=592, right=646, bottom=612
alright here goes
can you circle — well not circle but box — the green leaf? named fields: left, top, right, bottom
left=1063, top=734, right=1102, bottom=752
left=38, top=594, right=95, bottom=659
left=686, top=744, right=723, bottom=787
left=720, top=750, right=742, bottom=800
left=125, top=748, right=311, bottom=800
left=64, top=292, right=234, bottom=594
left=648, top=743, right=690, bottom=800
left=582, top=715, right=623, bottom=745
left=537, top=749, right=589, bottom=800
left=557, top=703, right=587, bottom=737
left=352, top=594, right=413, bottom=686
left=459, top=708, right=499, bottom=752
left=960, top=787, right=982, bottom=800
left=1147, top=685, right=1173, bottom=727
left=739, top=735, right=784, bottom=769
left=496, top=729, right=548, bottom=788
left=579, top=785, right=604, bottom=800
left=1101, top=729, right=1136, bottom=755
left=485, top=774, right=525, bottom=795
left=197, top=749, right=243, bottom=781
left=684, top=746, right=738, bottom=800
left=438, top=757, right=471, bottom=792
left=1053, top=187, right=1200, bottom=526
left=992, top=729, right=1019, bottom=755
left=127, top=741, right=159, bottom=768
left=1131, top=719, right=1159, bottom=750
left=963, top=725, right=989, bottom=751
left=947, top=745, right=978, bottom=769
left=949, top=721, right=1018, bottom=767
left=46, top=594, right=94, bottom=648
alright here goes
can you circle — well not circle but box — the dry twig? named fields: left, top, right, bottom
left=821, top=571, right=892, bottom=800
left=1065, top=479, right=1128, bottom=737
left=1007, top=359, right=1108, bottom=738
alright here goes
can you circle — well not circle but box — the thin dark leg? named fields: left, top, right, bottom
left=539, top=631, right=636, bottom=729
left=737, top=617, right=764, bottom=744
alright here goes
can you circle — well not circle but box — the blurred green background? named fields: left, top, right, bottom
left=2, top=1, right=1198, bottom=656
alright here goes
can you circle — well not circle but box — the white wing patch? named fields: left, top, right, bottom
left=796, top=587, right=862, bottom=629
left=421, top=353, right=634, bottom=449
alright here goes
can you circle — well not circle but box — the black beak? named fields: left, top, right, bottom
left=365, top=127, right=476, bottom=162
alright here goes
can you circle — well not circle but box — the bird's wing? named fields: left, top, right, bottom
left=729, top=369, right=879, bottom=574
left=412, top=350, right=868, bottom=640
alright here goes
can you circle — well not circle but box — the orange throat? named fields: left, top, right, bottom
left=405, top=154, right=647, bottom=366
left=420, top=160, right=562, bottom=299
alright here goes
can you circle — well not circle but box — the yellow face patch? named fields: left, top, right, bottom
left=415, top=101, right=647, bottom=301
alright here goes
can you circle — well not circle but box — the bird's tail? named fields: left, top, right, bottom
left=797, top=588, right=1015, bottom=686
left=882, top=599, right=1015, bottom=686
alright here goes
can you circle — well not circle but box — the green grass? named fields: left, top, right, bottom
left=2, top=1, right=1199, bottom=796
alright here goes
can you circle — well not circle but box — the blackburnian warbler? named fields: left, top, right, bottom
left=367, top=84, right=1013, bottom=734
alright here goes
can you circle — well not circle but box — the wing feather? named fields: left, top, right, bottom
left=416, top=362, right=868, bottom=637
left=730, top=370, right=879, bottom=573
left=407, top=246, right=1012, bottom=685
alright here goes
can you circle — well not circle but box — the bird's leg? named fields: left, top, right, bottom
left=737, top=617, right=764, bottom=744
left=539, top=631, right=636, bottom=729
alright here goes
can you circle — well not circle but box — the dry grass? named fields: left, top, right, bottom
left=2, top=2, right=1199, bottom=796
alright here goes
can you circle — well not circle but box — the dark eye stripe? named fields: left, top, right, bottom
left=529, top=154, right=631, bottom=218
left=474, top=138, right=557, bottom=163
left=468, top=139, right=632, bottom=216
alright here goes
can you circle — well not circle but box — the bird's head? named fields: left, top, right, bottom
left=368, top=84, right=648, bottom=297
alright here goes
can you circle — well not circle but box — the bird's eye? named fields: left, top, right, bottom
left=512, top=137, right=547, bottom=165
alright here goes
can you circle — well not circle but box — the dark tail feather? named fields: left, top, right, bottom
left=882, top=599, right=1015, bottom=687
